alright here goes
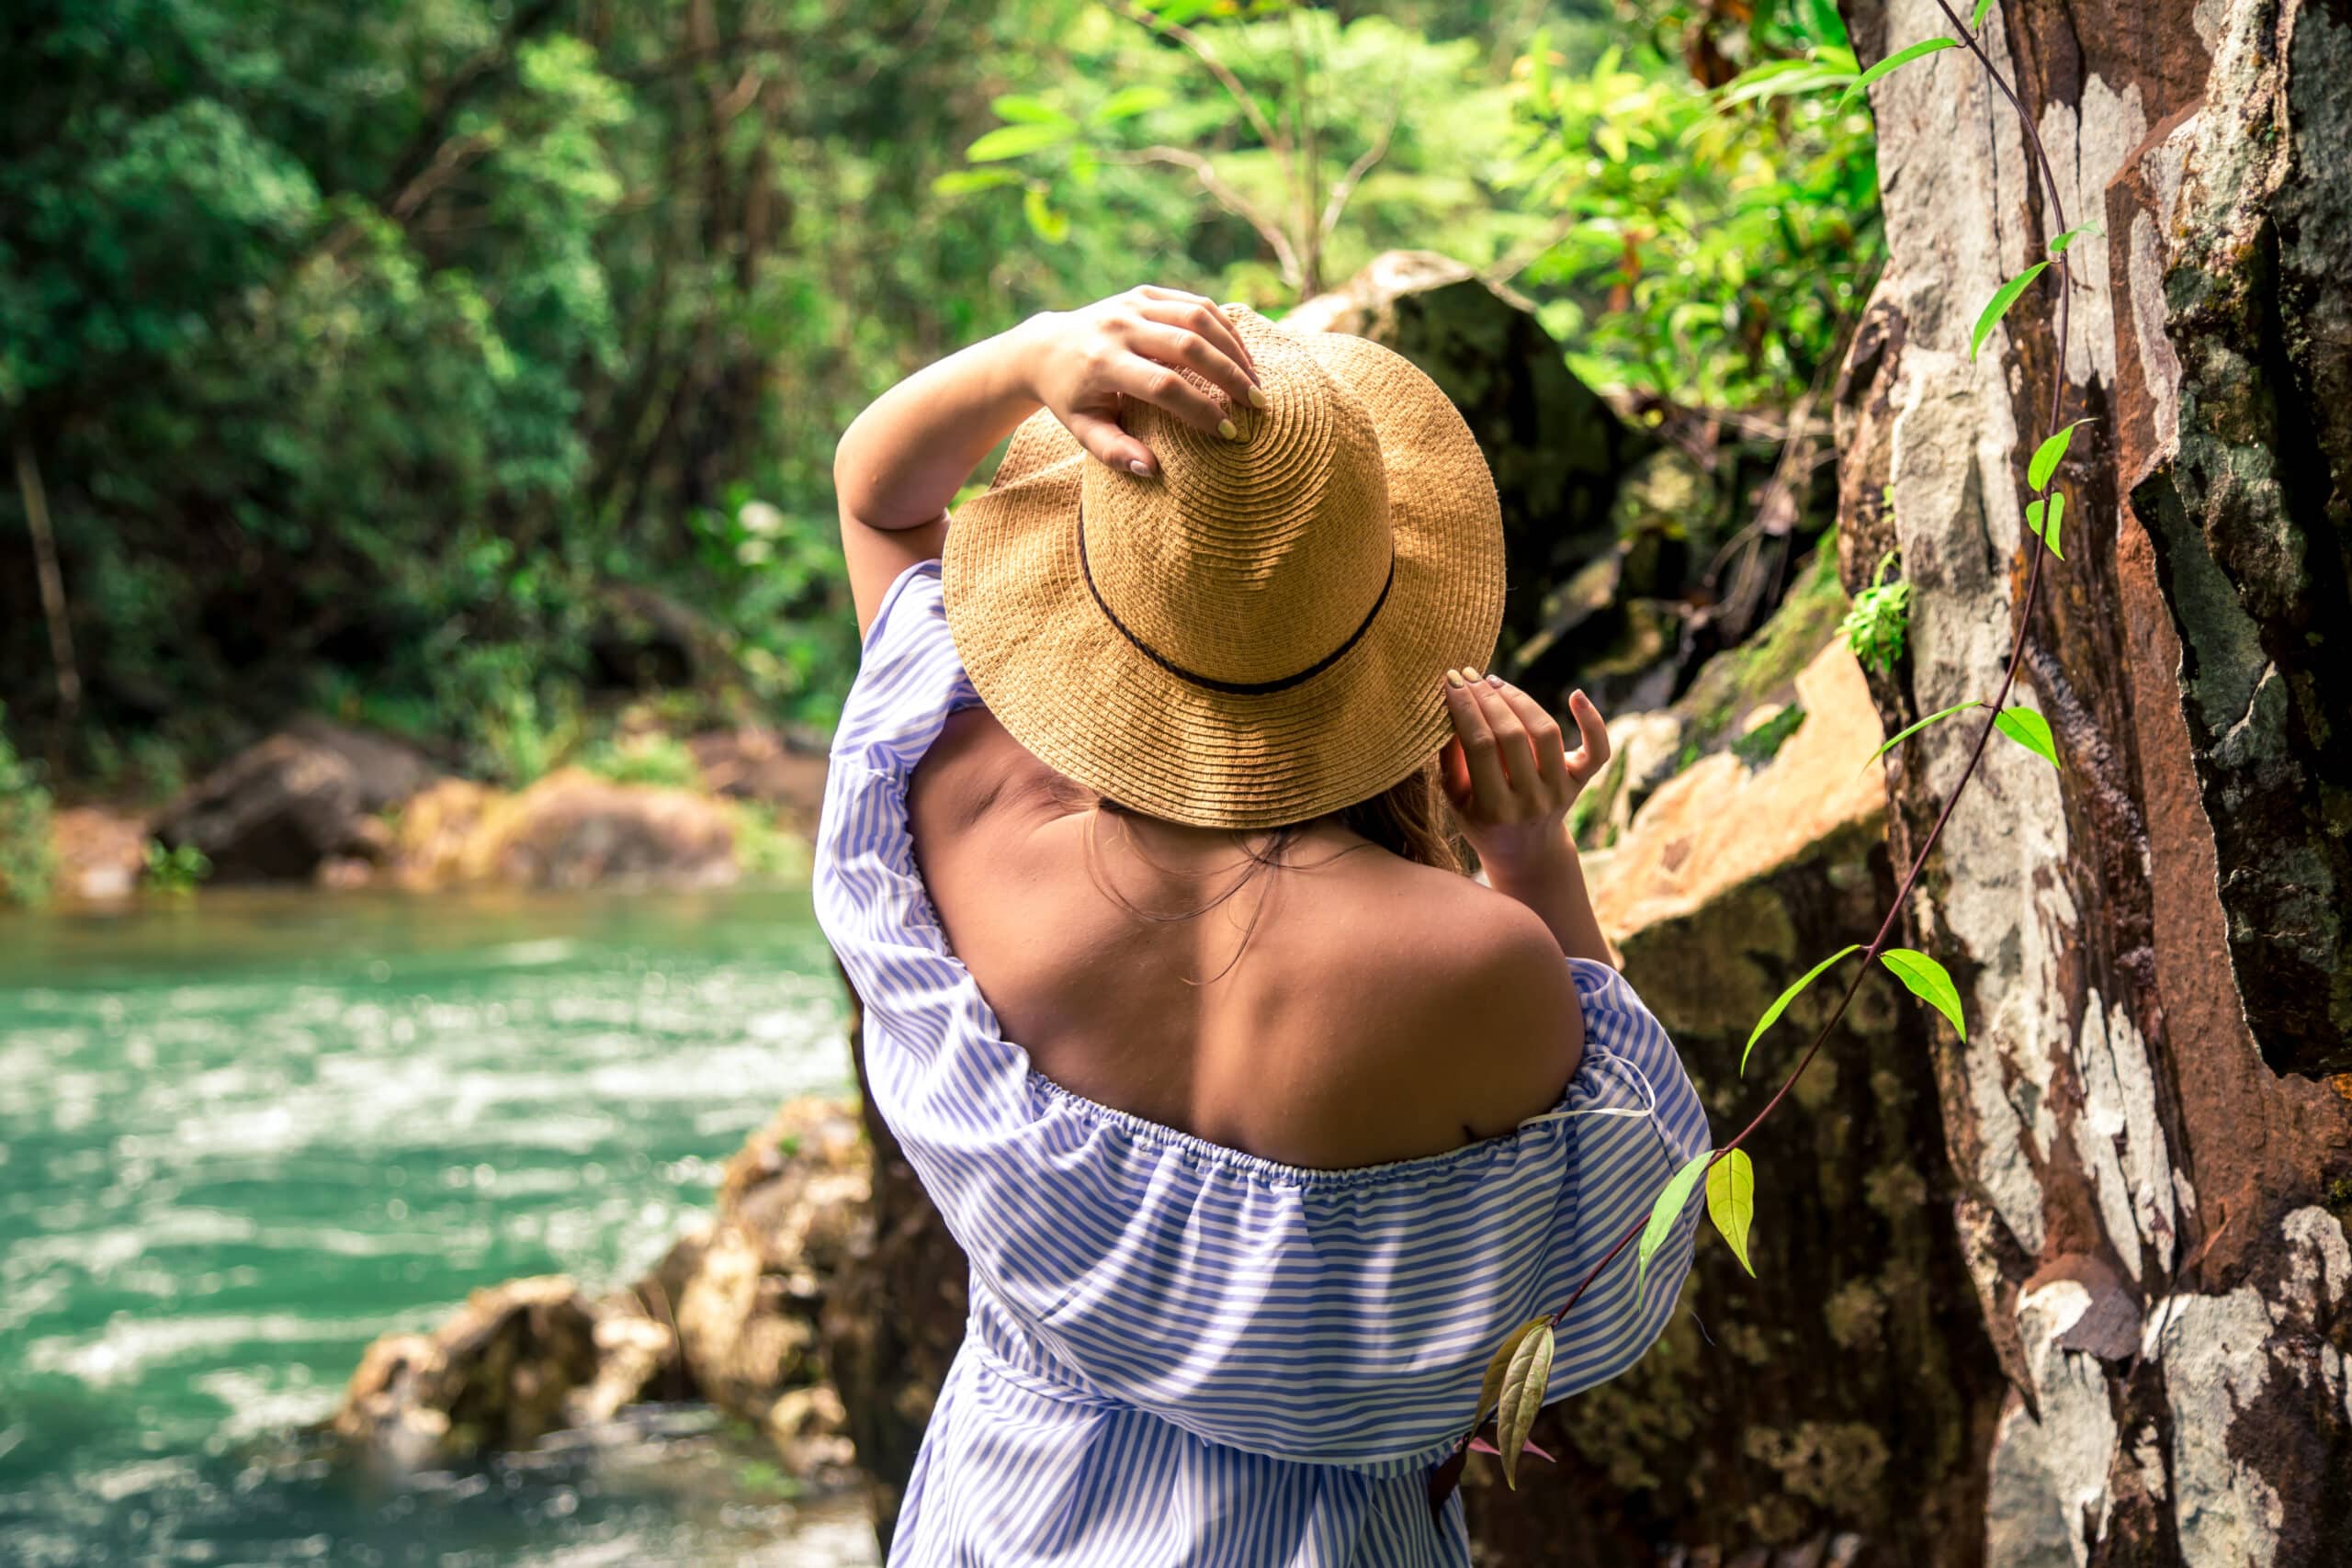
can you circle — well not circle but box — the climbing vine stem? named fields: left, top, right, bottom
left=1433, top=5, right=2087, bottom=1510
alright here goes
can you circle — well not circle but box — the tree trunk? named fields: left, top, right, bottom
left=1832, top=0, right=2352, bottom=1562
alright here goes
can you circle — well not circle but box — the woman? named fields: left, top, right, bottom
left=817, top=287, right=1707, bottom=1565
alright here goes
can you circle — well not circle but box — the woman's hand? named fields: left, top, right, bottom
left=1440, top=671, right=1614, bottom=963
left=1018, top=287, right=1262, bottom=477
left=1441, top=672, right=1610, bottom=874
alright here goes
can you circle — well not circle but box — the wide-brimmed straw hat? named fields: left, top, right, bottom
left=943, top=305, right=1503, bottom=829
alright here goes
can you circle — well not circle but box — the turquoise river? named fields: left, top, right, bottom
left=0, top=886, right=880, bottom=1566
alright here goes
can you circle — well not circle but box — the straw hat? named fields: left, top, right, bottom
left=943, top=305, right=1503, bottom=829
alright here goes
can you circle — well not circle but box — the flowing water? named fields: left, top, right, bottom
left=0, top=885, right=878, bottom=1566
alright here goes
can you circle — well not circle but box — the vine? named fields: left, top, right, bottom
left=1433, top=0, right=2095, bottom=1510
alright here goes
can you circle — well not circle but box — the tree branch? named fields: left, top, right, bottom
left=1112, top=146, right=1305, bottom=292
left=1098, top=0, right=1295, bottom=193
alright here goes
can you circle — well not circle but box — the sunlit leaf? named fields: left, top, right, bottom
left=1528, top=28, right=1552, bottom=101
left=1838, top=37, right=1960, bottom=106
left=1706, top=1149, right=1758, bottom=1277
left=2047, top=221, right=2105, bottom=254
left=1968, top=261, right=2048, bottom=361
left=989, top=95, right=1071, bottom=126
left=1863, top=700, right=1981, bottom=773
left=1882, top=948, right=1967, bottom=1039
left=966, top=121, right=1072, bottom=163
left=1092, top=85, right=1170, bottom=122
left=931, top=169, right=1018, bottom=197
left=1494, top=1321, right=1555, bottom=1490
left=1635, top=1150, right=1714, bottom=1306
left=1473, top=1316, right=1550, bottom=1431
left=1971, top=0, right=1998, bottom=28
left=2028, top=418, right=2093, bottom=491
left=1022, top=185, right=1070, bottom=243
left=1743, top=944, right=1861, bottom=1074
left=1993, top=705, right=2060, bottom=770
left=2025, top=492, right=2066, bottom=559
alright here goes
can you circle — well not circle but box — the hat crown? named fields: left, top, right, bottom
left=1079, top=321, right=1392, bottom=690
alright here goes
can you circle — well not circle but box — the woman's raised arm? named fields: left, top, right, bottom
left=831, top=286, right=1261, bottom=635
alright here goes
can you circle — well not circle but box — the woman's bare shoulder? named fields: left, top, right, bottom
left=1234, top=857, right=1588, bottom=1159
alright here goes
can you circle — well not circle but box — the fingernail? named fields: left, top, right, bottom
left=1487, top=673, right=1505, bottom=687
left=1464, top=669, right=1483, bottom=683
left=1445, top=671, right=1464, bottom=689
left=1216, top=418, right=1238, bottom=440
left=1128, top=459, right=1153, bottom=478
left=1246, top=387, right=1270, bottom=411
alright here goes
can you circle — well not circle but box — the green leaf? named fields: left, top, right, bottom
left=1993, top=705, right=2060, bottom=769
left=989, top=95, right=1072, bottom=127
left=931, top=168, right=1018, bottom=197
left=1706, top=1149, right=1758, bottom=1277
left=1863, top=700, right=1981, bottom=773
left=2047, top=221, right=2105, bottom=254
left=1743, top=944, right=1861, bottom=1074
left=1881, top=948, right=1967, bottom=1040
left=1969, top=261, right=2049, bottom=361
left=1971, top=0, right=1998, bottom=28
left=1092, top=85, right=1170, bottom=123
left=1838, top=37, right=1960, bottom=105
left=1635, top=1150, right=1715, bottom=1306
left=1527, top=28, right=1552, bottom=101
left=2028, top=418, right=2093, bottom=491
left=1473, top=1316, right=1551, bottom=1432
left=1493, top=1320, right=1555, bottom=1490
left=1022, top=185, right=1070, bottom=243
left=2025, top=492, right=2067, bottom=559
left=966, top=121, right=1072, bottom=163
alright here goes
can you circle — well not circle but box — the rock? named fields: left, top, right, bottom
left=687, top=726, right=831, bottom=835
left=49, top=806, right=146, bottom=901
left=390, top=778, right=499, bottom=889
left=1586, top=642, right=1883, bottom=938
left=331, top=1099, right=870, bottom=1489
left=390, top=768, right=778, bottom=889
left=282, top=716, right=438, bottom=812
left=1467, top=635, right=2006, bottom=1565
left=1288, top=251, right=1651, bottom=662
left=330, top=1277, right=605, bottom=1469
left=153, top=733, right=377, bottom=882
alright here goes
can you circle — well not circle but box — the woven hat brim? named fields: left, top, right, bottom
left=944, top=322, right=1502, bottom=830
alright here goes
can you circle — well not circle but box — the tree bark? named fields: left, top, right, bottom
left=1832, top=0, right=2352, bottom=1561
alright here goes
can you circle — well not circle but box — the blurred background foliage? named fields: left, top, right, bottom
left=0, top=0, right=1876, bottom=799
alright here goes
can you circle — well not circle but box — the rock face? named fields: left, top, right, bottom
left=1832, top=0, right=2352, bottom=1559
left=1466, top=638, right=2006, bottom=1565
left=1289, top=251, right=1652, bottom=661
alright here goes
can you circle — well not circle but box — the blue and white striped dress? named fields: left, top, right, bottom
left=815, top=561, right=1710, bottom=1566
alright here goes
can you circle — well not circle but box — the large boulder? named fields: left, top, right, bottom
left=153, top=733, right=379, bottom=882
left=48, top=806, right=146, bottom=901
left=1288, top=251, right=1652, bottom=661
left=330, top=1276, right=607, bottom=1470
left=1465, top=639, right=2006, bottom=1565
left=438, top=768, right=740, bottom=889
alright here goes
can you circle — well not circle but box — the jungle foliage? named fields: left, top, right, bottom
left=0, top=0, right=1879, bottom=793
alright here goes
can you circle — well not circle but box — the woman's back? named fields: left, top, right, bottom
left=908, top=705, right=1587, bottom=1169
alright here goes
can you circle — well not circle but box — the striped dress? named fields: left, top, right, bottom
left=815, top=561, right=1711, bottom=1566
